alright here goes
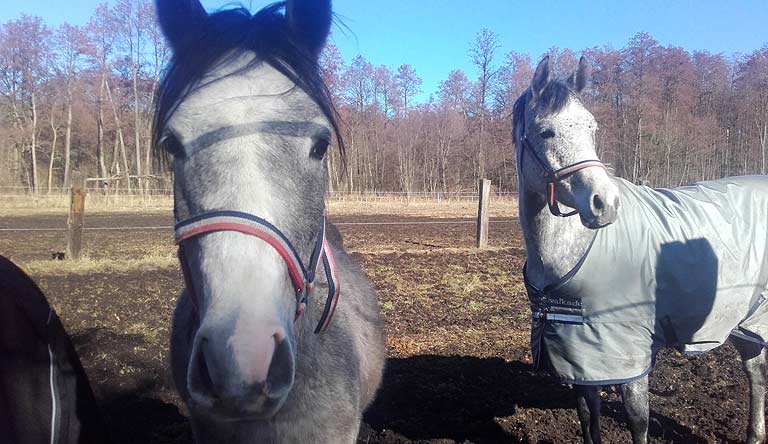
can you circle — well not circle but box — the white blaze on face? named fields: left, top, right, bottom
left=167, top=51, right=330, bottom=410
left=220, top=234, right=290, bottom=386
left=189, top=230, right=296, bottom=396
left=196, top=230, right=294, bottom=322
left=227, top=306, right=287, bottom=385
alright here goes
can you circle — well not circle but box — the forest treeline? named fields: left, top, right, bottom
left=1, top=1, right=766, bottom=193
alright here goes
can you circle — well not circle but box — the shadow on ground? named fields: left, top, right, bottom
left=69, top=325, right=745, bottom=443
left=100, top=383, right=191, bottom=444
left=72, top=327, right=191, bottom=444
left=361, top=354, right=571, bottom=443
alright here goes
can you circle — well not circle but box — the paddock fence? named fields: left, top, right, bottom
left=1, top=179, right=515, bottom=256
left=0, top=186, right=517, bottom=209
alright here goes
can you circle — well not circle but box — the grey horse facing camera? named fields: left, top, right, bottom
left=515, top=56, right=768, bottom=444
left=152, top=1, right=386, bottom=442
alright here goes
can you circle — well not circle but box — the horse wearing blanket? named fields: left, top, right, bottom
left=0, top=255, right=109, bottom=444
left=515, top=56, right=768, bottom=444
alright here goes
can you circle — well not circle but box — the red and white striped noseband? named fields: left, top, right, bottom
left=174, top=210, right=340, bottom=334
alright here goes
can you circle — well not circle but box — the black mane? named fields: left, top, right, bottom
left=152, top=3, right=344, bottom=162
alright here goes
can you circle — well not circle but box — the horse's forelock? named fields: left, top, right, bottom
left=513, top=79, right=581, bottom=130
left=152, top=3, right=344, bottom=167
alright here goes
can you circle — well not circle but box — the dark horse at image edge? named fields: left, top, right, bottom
left=0, top=255, right=109, bottom=444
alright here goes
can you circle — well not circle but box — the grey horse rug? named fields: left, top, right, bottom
left=526, top=175, right=768, bottom=385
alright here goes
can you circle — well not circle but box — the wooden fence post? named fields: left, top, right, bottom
left=66, top=173, right=86, bottom=260
left=476, top=179, right=491, bottom=248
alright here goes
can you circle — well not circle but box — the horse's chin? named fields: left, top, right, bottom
left=192, top=393, right=290, bottom=422
left=580, top=214, right=617, bottom=230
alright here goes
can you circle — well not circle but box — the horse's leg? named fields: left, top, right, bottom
left=620, top=376, right=649, bottom=444
left=733, top=336, right=766, bottom=444
left=575, top=385, right=602, bottom=444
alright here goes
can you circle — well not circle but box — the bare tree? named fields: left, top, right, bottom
left=0, top=15, right=51, bottom=192
left=86, top=3, right=117, bottom=184
left=395, top=64, right=422, bottom=117
left=1, top=9, right=767, bottom=197
left=53, top=23, right=88, bottom=188
left=468, top=28, right=500, bottom=181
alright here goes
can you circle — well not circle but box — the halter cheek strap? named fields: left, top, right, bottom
left=520, top=132, right=607, bottom=218
left=174, top=210, right=341, bottom=334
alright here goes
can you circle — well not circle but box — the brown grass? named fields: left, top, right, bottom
left=1, top=193, right=518, bottom=218
left=328, top=195, right=518, bottom=218
left=0, top=193, right=173, bottom=214
left=20, top=251, right=178, bottom=275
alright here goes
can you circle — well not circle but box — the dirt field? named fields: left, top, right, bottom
left=0, top=209, right=758, bottom=444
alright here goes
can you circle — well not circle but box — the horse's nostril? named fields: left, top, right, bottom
left=593, top=194, right=605, bottom=211
left=265, top=337, right=294, bottom=398
left=195, top=339, right=215, bottom=391
left=197, top=352, right=214, bottom=390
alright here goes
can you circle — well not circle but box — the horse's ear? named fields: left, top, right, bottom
left=155, top=0, right=207, bottom=52
left=568, top=56, right=590, bottom=93
left=286, top=0, right=332, bottom=59
left=531, top=56, right=550, bottom=101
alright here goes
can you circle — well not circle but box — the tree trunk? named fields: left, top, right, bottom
left=96, top=73, right=108, bottom=184
left=132, top=63, right=142, bottom=193
left=30, top=92, right=38, bottom=193
left=110, top=132, right=120, bottom=175
left=48, top=111, right=58, bottom=194
left=144, top=61, right=162, bottom=190
left=105, top=79, right=132, bottom=192
left=760, top=120, right=767, bottom=176
left=633, top=116, right=643, bottom=183
left=63, top=102, right=73, bottom=188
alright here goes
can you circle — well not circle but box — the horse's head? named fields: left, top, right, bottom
left=513, top=56, right=620, bottom=229
left=154, top=0, right=340, bottom=420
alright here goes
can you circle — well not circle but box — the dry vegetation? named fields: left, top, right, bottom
left=0, top=193, right=174, bottom=214
left=328, top=194, right=517, bottom=218
left=20, top=251, right=178, bottom=275
left=2, top=193, right=516, bottom=218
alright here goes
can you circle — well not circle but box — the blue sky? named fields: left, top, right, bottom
left=2, top=0, right=766, bottom=101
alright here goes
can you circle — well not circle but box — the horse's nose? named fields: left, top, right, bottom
left=589, top=191, right=620, bottom=226
left=188, top=321, right=294, bottom=412
left=592, top=193, right=605, bottom=211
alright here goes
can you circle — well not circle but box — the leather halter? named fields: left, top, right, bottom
left=518, top=116, right=606, bottom=217
left=174, top=210, right=340, bottom=334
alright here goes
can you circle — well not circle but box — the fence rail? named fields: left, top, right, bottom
left=0, top=187, right=517, bottom=206
left=0, top=219, right=519, bottom=233
left=1, top=179, right=514, bottom=252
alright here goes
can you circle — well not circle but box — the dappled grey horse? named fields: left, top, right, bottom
left=515, top=56, right=768, bottom=444
left=152, top=1, right=386, bottom=442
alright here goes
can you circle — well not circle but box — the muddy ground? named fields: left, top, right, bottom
left=0, top=211, right=758, bottom=443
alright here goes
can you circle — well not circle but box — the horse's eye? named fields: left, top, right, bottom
left=540, top=129, right=556, bottom=139
left=311, top=139, right=330, bottom=160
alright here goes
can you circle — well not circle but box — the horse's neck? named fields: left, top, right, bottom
left=519, top=187, right=596, bottom=289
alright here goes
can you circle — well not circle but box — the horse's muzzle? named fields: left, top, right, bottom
left=582, top=190, right=620, bottom=229
left=187, top=319, right=295, bottom=419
